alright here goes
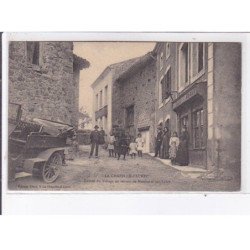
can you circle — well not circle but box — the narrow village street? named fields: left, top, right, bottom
left=10, top=145, right=239, bottom=192
left=7, top=41, right=241, bottom=193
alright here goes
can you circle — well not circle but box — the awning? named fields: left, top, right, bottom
left=172, top=82, right=207, bottom=111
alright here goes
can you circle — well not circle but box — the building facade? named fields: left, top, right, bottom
left=91, top=66, right=113, bottom=133
left=154, top=42, right=241, bottom=177
left=113, top=54, right=156, bottom=153
left=9, top=41, right=89, bottom=127
left=91, top=53, right=157, bottom=152
left=154, top=42, right=178, bottom=143
left=91, top=56, right=145, bottom=134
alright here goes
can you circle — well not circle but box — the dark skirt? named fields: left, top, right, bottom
left=161, top=136, right=170, bottom=159
left=118, top=145, right=128, bottom=155
left=176, top=141, right=189, bottom=166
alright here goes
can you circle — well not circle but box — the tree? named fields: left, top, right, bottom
left=78, top=107, right=92, bottom=129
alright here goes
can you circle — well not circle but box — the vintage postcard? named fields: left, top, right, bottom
left=5, top=35, right=241, bottom=192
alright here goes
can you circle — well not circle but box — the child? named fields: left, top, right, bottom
left=107, top=133, right=115, bottom=157
left=169, top=132, right=180, bottom=165
left=117, top=135, right=128, bottom=160
left=135, top=133, right=144, bottom=157
left=129, top=138, right=137, bottom=159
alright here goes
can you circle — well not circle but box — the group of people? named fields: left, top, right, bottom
left=154, top=125, right=189, bottom=166
left=89, top=125, right=145, bottom=160
left=106, top=132, right=144, bottom=160
left=89, top=124, right=189, bottom=166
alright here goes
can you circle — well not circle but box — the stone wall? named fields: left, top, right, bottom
left=213, top=43, right=241, bottom=177
left=9, top=41, right=79, bottom=126
left=111, top=74, right=123, bottom=127
left=73, top=66, right=80, bottom=127
left=113, top=60, right=156, bottom=152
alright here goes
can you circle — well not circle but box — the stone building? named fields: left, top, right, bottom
left=153, top=43, right=178, bottom=143
left=8, top=41, right=89, bottom=127
left=154, top=42, right=241, bottom=179
left=91, top=53, right=156, bottom=152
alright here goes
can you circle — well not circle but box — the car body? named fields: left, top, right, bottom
left=9, top=102, right=74, bottom=183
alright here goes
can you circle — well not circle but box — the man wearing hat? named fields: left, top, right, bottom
left=89, top=125, right=100, bottom=158
left=154, top=126, right=163, bottom=157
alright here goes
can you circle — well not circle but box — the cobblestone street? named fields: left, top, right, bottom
left=9, top=145, right=240, bottom=192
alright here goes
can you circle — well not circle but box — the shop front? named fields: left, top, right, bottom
left=172, top=82, right=207, bottom=168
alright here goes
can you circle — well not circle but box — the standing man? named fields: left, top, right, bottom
left=154, top=127, right=163, bottom=157
left=89, top=125, right=100, bottom=158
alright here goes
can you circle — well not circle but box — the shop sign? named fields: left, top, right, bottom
left=173, top=88, right=198, bottom=110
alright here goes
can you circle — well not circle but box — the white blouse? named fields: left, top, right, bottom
left=169, top=136, right=180, bottom=147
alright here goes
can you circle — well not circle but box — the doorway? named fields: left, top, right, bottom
left=140, top=130, right=150, bottom=153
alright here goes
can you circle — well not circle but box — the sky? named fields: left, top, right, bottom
left=73, top=42, right=155, bottom=117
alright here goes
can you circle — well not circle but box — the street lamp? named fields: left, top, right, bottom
left=165, top=91, right=178, bottom=101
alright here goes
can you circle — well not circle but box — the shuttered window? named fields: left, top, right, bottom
left=160, top=67, right=171, bottom=102
left=192, top=109, right=204, bottom=149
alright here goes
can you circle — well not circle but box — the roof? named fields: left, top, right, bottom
left=115, top=52, right=155, bottom=82
left=90, top=67, right=112, bottom=89
left=91, top=52, right=156, bottom=88
left=152, top=42, right=165, bottom=53
left=73, top=54, right=90, bottom=70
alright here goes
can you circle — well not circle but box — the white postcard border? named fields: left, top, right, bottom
left=2, top=32, right=250, bottom=214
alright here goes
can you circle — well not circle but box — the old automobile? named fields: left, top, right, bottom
left=9, top=102, right=75, bottom=183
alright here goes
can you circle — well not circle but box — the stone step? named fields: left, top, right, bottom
left=148, top=153, right=207, bottom=174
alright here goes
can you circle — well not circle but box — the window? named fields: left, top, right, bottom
left=99, top=117, right=103, bottom=128
left=191, top=43, right=205, bottom=77
left=95, top=94, right=99, bottom=111
left=103, top=116, right=107, bottom=131
left=179, top=43, right=189, bottom=89
left=198, top=43, right=204, bottom=72
left=159, top=52, right=164, bottom=70
left=192, top=109, right=204, bottom=149
left=166, top=43, right=170, bottom=59
left=104, top=85, right=108, bottom=106
left=100, top=90, right=103, bottom=108
left=160, top=67, right=171, bottom=102
left=126, top=105, right=134, bottom=127
left=26, top=42, right=40, bottom=65
left=180, top=115, right=188, bottom=131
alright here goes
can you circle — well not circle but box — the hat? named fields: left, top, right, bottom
left=94, top=125, right=99, bottom=129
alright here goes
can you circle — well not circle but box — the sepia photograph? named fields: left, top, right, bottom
left=7, top=39, right=241, bottom=191
left=1, top=1, right=250, bottom=248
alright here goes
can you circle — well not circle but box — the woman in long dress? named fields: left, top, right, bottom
left=161, top=127, right=170, bottom=159
left=176, top=126, right=189, bottom=166
left=169, top=132, right=180, bottom=165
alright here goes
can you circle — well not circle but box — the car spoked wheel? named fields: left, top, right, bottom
left=42, top=152, right=62, bottom=183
